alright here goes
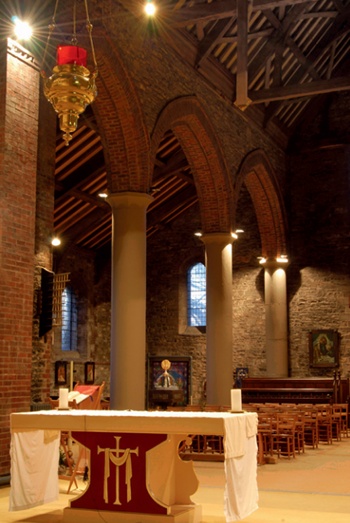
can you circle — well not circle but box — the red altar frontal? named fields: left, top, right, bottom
left=10, top=410, right=258, bottom=523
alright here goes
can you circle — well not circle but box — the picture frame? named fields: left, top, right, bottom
left=85, top=361, right=95, bottom=384
left=55, top=361, right=67, bottom=386
left=309, top=329, right=340, bottom=368
left=234, top=367, right=249, bottom=388
left=147, top=356, right=191, bottom=409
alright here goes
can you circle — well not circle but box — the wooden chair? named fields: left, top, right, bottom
left=294, top=412, right=305, bottom=454
left=331, top=404, right=342, bottom=441
left=258, top=412, right=276, bottom=460
left=303, top=407, right=319, bottom=449
left=271, top=413, right=296, bottom=459
left=316, top=405, right=333, bottom=444
left=333, top=403, right=348, bottom=439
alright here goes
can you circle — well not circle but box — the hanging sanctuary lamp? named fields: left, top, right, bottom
left=41, top=0, right=98, bottom=146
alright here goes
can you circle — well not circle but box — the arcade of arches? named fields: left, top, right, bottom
left=0, top=7, right=350, bottom=477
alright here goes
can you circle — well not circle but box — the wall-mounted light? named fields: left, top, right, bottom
left=258, top=256, right=267, bottom=264
left=12, top=17, right=33, bottom=40
left=194, top=231, right=202, bottom=237
left=231, top=232, right=238, bottom=239
left=98, top=191, right=108, bottom=199
left=51, top=237, right=61, bottom=247
left=276, top=255, right=289, bottom=263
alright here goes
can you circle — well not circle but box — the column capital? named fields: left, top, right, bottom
left=260, top=258, right=290, bottom=270
left=200, top=232, right=234, bottom=246
left=107, top=191, right=153, bottom=210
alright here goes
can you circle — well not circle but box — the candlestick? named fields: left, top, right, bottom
left=230, top=389, right=242, bottom=412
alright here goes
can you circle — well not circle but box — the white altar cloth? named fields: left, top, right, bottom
left=10, top=410, right=258, bottom=522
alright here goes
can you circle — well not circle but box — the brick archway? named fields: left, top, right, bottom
left=151, top=96, right=233, bottom=233
left=236, top=149, right=288, bottom=258
left=92, top=35, right=151, bottom=192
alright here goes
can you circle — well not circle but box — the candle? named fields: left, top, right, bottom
left=59, top=388, right=69, bottom=409
left=56, top=45, right=87, bottom=67
left=231, top=389, right=242, bottom=412
left=70, top=361, right=74, bottom=391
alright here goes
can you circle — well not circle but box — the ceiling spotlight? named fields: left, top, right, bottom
left=144, top=1, right=157, bottom=16
left=13, top=17, right=32, bottom=40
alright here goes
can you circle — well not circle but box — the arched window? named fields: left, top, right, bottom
left=61, top=286, right=78, bottom=351
left=187, top=262, right=206, bottom=327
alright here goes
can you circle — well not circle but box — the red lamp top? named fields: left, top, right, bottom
left=56, top=45, right=87, bottom=67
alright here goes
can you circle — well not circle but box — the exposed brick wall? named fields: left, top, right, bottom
left=0, top=41, right=39, bottom=475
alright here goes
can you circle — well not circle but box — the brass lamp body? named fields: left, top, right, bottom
left=43, top=63, right=97, bottom=146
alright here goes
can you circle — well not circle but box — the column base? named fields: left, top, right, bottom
left=63, top=505, right=202, bottom=523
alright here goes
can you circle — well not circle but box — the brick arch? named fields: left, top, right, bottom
left=236, top=149, right=288, bottom=259
left=92, top=34, right=151, bottom=192
left=151, top=97, right=233, bottom=233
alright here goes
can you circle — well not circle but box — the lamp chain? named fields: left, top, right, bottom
left=84, top=0, right=98, bottom=73
left=71, top=0, right=78, bottom=45
left=40, top=0, right=59, bottom=77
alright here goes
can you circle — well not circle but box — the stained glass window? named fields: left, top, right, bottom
left=187, top=262, right=206, bottom=326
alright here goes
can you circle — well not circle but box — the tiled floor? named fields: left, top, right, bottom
left=1, top=437, right=350, bottom=522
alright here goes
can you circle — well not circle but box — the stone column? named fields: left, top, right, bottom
left=263, top=260, right=289, bottom=376
left=107, top=192, right=153, bottom=410
left=202, top=233, right=233, bottom=406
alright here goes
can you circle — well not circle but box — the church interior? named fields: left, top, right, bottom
left=0, top=0, right=350, bottom=521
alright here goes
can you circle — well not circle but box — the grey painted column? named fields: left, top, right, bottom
left=202, top=233, right=233, bottom=406
left=263, top=260, right=289, bottom=376
left=107, top=192, right=153, bottom=410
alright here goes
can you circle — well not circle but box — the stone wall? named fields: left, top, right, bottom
left=286, top=90, right=350, bottom=378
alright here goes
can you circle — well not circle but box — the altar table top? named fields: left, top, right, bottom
left=11, top=409, right=257, bottom=442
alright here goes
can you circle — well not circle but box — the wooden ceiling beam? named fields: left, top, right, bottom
left=263, top=6, right=350, bottom=125
left=249, top=76, right=350, bottom=103
left=169, top=0, right=319, bottom=27
left=196, top=18, right=234, bottom=67
left=248, top=4, right=309, bottom=82
left=234, top=0, right=250, bottom=109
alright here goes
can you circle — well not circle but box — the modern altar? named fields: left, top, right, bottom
left=10, top=410, right=258, bottom=523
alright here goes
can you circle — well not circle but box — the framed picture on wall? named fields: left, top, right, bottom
left=309, top=329, right=340, bottom=368
left=85, top=361, right=95, bottom=384
left=55, top=361, right=67, bottom=386
left=147, top=356, right=191, bottom=409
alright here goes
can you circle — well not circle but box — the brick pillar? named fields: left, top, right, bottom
left=0, top=39, right=40, bottom=475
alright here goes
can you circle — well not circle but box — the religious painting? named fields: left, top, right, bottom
left=147, top=356, right=191, bottom=409
left=309, top=329, right=340, bottom=368
left=55, top=361, right=67, bottom=386
left=234, top=367, right=249, bottom=388
left=85, top=361, right=95, bottom=384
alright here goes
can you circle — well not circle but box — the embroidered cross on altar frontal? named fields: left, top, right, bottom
left=70, top=431, right=168, bottom=514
